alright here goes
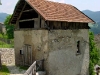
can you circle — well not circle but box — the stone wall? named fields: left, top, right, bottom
left=14, top=29, right=89, bottom=75
left=45, top=30, right=89, bottom=75
left=14, top=30, right=48, bottom=66
left=0, top=48, right=15, bottom=66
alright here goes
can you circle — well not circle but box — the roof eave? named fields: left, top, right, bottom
left=46, top=19, right=95, bottom=23
left=73, top=6, right=95, bottom=24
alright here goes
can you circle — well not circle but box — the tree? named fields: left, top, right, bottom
left=4, top=15, right=14, bottom=39
left=89, top=32, right=99, bottom=75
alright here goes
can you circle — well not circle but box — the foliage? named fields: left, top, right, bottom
left=0, top=33, right=8, bottom=39
left=97, top=49, right=100, bottom=65
left=0, top=65, right=10, bottom=75
left=89, top=32, right=99, bottom=64
left=89, top=60, right=95, bottom=75
left=0, top=33, right=14, bottom=48
left=89, top=32, right=99, bottom=75
left=4, top=15, right=14, bottom=39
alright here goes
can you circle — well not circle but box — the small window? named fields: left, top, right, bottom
left=20, top=49, right=23, bottom=55
left=76, top=41, right=80, bottom=54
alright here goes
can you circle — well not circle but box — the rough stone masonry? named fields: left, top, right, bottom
left=0, top=48, right=15, bottom=66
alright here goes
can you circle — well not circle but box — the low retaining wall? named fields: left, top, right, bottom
left=0, top=48, right=15, bottom=66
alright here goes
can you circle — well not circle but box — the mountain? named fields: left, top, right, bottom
left=0, top=13, right=9, bottom=22
left=82, top=10, right=100, bottom=34
left=82, top=10, right=100, bottom=22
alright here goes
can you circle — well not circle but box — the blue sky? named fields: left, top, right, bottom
left=0, top=0, right=100, bottom=14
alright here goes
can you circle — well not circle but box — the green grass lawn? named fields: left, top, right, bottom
left=0, top=34, right=8, bottom=39
left=0, top=33, right=14, bottom=48
left=0, top=41, right=14, bottom=48
left=0, top=65, right=10, bottom=75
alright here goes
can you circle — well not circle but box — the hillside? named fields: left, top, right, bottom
left=82, top=10, right=100, bottom=22
left=0, top=13, right=9, bottom=22
left=82, top=10, right=100, bottom=34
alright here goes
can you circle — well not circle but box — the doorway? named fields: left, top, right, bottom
left=23, top=44, right=33, bottom=66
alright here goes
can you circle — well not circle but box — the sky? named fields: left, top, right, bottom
left=0, top=0, right=100, bottom=14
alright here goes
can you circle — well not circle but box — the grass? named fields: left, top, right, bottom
left=0, top=41, right=14, bottom=48
left=0, top=44, right=14, bottom=48
left=17, top=66, right=29, bottom=70
left=0, top=33, right=8, bottom=39
left=0, top=65, right=10, bottom=75
left=0, top=33, right=14, bottom=48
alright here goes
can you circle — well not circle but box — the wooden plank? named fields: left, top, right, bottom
left=26, top=45, right=28, bottom=65
left=39, top=16, right=41, bottom=28
left=25, top=46, right=27, bottom=65
left=23, top=9, right=33, bottom=12
left=23, top=45, right=25, bottom=66
left=16, top=20, right=19, bottom=29
left=30, top=46, right=32, bottom=65
left=28, top=45, right=32, bottom=65
left=58, top=22, right=61, bottom=29
left=23, top=45, right=26, bottom=66
left=24, top=61, right=36, bottom=75
left=19, top=18, right=38, bottom=22
left=34, top=15, right=41, bottom=29
left=49, top=21, right=53, bottom=29
left=17, top=2, right=26, bottom=21
left=41, top=19, right=45, bottom=28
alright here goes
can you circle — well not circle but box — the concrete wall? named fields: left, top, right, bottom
left=14, top=29, right=89, bottom=75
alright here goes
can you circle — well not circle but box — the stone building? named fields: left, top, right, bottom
left=10, top=0, right=95, bottom=75
left=0, top=22, right=6, bottom=34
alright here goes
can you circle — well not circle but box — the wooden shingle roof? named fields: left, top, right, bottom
left=10, top=0, right=95, bottom=24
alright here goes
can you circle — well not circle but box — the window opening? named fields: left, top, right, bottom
left=77, top=41, right=80, bottom=54
left=20, top=49, right=23, bottom=55
left=19, top=20, right=34, bottom=28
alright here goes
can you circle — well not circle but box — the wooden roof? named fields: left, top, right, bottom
left=10, top=0, right=95, bottom=24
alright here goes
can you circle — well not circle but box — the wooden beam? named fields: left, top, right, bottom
left=23, top=9, right=33, bottom=12
left=17, top=2, right=26, bottom=21
left=19, top=18, right=38, bottom=22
